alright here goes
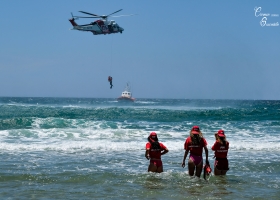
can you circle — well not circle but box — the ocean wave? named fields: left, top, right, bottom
left=0, top=127, right=279, bottom=153
left=0, top=140, right=279, bottom=153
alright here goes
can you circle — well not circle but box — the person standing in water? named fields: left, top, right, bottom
left=145, top=132, right=169, bottom=173
left=182, top=126, right=209, bottom=178
left=212, top=129, right=229, bottom=175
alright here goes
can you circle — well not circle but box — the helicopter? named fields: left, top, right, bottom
left=69, top=9, right=126, bottom=35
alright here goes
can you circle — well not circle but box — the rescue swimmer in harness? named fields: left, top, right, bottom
left=108, top=76, right=113, bottom=89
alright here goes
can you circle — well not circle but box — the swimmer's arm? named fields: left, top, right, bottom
left=161, top=148, right=169, bottom=155
left=145, top=149, right=150, bottom=160
left=182, top=149, right=189, bottom=168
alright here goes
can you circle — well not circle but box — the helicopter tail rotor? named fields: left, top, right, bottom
left=71, top=12, right=79, bottom=20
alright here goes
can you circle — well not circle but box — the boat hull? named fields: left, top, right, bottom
left=117, top=97, right=135, bottom=102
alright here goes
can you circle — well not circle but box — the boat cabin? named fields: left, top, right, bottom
left=121, top=91, right=131, bottom=97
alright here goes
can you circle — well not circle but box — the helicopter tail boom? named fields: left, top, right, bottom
left=69, top=18, right=78, bottom=27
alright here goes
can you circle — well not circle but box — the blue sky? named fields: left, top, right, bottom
left=0, top=0, right=279, bottom=99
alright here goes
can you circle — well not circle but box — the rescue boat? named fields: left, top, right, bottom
left=117, top=83, right=135, bottom=102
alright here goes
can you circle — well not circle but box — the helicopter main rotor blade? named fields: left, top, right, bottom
left=111, top=14, right=137, bottom=18
left=79, top=11, right=100, bottom=17
left=73, top=16, right=100, bottom=18
left=107, top=9, right=123, bottom=17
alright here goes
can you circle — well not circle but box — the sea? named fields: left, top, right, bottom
left=0, top=97, right=279, bottom=199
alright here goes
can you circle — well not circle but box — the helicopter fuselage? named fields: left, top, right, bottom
left=69, top=19, right=124, bottom=35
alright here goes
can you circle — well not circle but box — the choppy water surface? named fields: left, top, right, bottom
left=0, top=97, right=279, bottom=199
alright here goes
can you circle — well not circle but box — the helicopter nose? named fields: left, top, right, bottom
left=118, top=27, right=124, bottom=34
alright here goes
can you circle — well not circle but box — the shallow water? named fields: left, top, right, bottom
left=0, top=98, right=279, bottom=199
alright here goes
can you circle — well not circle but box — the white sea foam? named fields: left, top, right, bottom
left=135, top=101, right=158, bottom=104
left=62, top=105, right=80, bottom=108
left=0, top=126, right=279, bottom=153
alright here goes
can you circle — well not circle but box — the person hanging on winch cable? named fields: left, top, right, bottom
left=108, top=76, right=113, bottom=89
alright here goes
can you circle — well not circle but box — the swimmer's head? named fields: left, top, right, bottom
left=148, top=132, right=158, bottom=142
left=217, top=130, right=225, bottom=137
left=149, top=132, right=157, bottom=139
left=191, top=126, right=200, bottom=134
